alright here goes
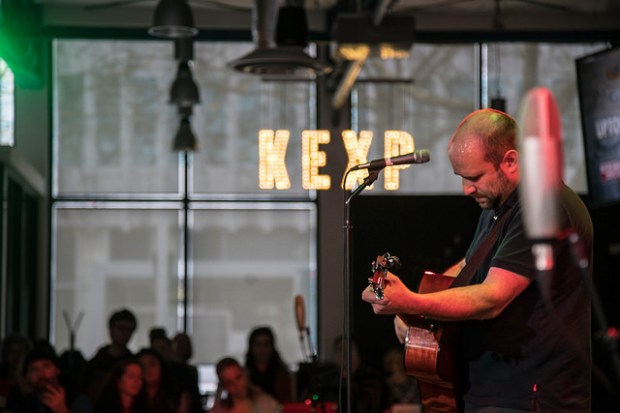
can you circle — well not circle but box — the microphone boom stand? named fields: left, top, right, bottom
left=567, top=231, right=620, bottom=398
left=342, top=169, right=381, bottom=413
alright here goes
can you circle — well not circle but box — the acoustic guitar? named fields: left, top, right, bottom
left=370, top=253, right=461, bottom=413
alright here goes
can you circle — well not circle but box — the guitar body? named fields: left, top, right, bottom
left=401, top=272, right=461, bottom=413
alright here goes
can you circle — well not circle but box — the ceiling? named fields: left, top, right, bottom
left=30, top=0, right=620, bottom=39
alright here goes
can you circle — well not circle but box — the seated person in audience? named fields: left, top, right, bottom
left=210, top=357, right=279, bottom=413
left=382, top=346, right=420, bottom=409
left=94, top=358, right=148, bottom=413
left=136, top=348, right=191, bottom=413
left=244, top=327, right=292, bottom=403
left=83, top=308, right=138, bottom=400
left=8, top=345, right=93, bottom=413
left=58, top=349, right=87, bottom=392
left=170, top=333, right=202, bottom=413
left=148, top=328, right=173, bottom=362
left=302, top=337, right=386, bottom=413
left=0, top=334, right=32, bottom=409
left=171, top=333, right=198, bottom=385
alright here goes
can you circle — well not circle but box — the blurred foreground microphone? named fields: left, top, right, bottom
left=294, top=294, right=305, bottom=334
left=350, top=149, right=430, bottom=171
left=294, top=295, right=317, bottom=362
left=518, top=87, right=563, bottom=272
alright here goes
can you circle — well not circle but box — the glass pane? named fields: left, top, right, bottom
left=354, top=44, right=477, bottom=194
left=190, top=205, right=317, bottom=365
left=353, top=43, right=603, bottom=195
left=191, top=42, right=315, bottom=197
left=53, top=40, right=180, bottom=196
left=54, top=40, right=316, bottom=197
left=1, top=58, right=15, bottom=146
left=488, top=43, right=606, bottom=193
left=52, top=206, right=182, bottom=358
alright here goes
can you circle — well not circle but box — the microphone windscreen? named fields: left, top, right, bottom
left=294, top=295, right=305, bottom=332
left=518, top=87, right=564, bottom=240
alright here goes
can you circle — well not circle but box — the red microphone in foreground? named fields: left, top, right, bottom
left=294, top=294, right=317, bottom=362
left=518, top=87, right=564, bottom=272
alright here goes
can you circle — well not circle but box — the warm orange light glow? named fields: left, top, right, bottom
left=302, top=130, right=331, bottom=190
left=383, top=130, right=415, bottom=190
left=379, top=44, right=410, bottom=60
left=258, top=129, right=419, bottom=191
left=336, top=45, right=370, bottom=61
left=342, top=130, right=374, bottom=190
left=258, top=129, right=291, bottom=190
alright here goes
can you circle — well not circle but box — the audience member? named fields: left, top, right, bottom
left=382, top=346, right=420, bottom=409
left=136, top=348, right=190, bottom=413
left=244, top=327, right=293, bottom=403
left=0, top=334, right=31, bottom=409
left=302, top=337, right=386, bottom=413
left=58, top=350, right=87, bottom=392
left=171, top=334, right=191, bottom=364
left=94, top=358, right=148, bottom=413
left=148, top=328, right=172, bottom=362
left=7, top=345, right=93, bottom=413
left=83, top=308, right=138, bottom=401
left=170, top=333, right=198, bottom=384
left=210, top=357, right=279, bottom=413
left=169, top=333, right=202, bottom=413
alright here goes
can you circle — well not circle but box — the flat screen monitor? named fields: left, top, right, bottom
left=576, top=46, right=620, bottom=208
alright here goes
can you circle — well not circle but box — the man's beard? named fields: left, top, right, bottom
left=476, top=169, right=513, bottom=210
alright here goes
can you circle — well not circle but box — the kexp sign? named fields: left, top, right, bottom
left=258, top=129, right=416, bottom=191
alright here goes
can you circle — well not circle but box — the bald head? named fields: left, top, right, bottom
left=448, top=108, right=517, bottom=168
left=448, top=109, right=520, bottom=209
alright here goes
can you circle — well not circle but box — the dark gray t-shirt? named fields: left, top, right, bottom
left=460, top=185, right=592, bottom=412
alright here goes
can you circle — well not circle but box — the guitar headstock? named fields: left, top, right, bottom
left=369, top=252, right=400, bottom=300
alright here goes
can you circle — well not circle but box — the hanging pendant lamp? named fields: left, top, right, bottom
left=172, top=115, right=198, bottom=152
left=169, top=61, right=200, bottom=108
left=149, top=0, right=199, bottom=39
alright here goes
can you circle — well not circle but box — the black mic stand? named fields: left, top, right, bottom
left=342, top=168, right=381, bottom=413
left=566, top=231, right=620, bottom=398
left=535, top=230, right=620, bottom=402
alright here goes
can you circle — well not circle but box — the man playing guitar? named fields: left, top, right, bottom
left=362, top=108, right=593, bottom=413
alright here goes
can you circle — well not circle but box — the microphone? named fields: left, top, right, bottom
left=293, top=294, right=317, bottom=362
left=294, top=294, right=305, bottom=333
left=518, top=87, right=563, bottom=272
left=350, top=149, right=430, bottom=171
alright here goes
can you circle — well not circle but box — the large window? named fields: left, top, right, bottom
left=52, top=40, right=317, bottom=367
left=353, top=42, right=605, bottom=194
left=53, top=41, right=314, bottom=197
left=353, top=44, right=477, bottom=194
left=0, top=58, right=14, bottom=146
left=52, top=38, right=604, bottom=367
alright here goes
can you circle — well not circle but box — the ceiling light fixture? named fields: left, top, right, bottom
left=148, top=0, right=199, bottom=39
left=228, top=0, right=329, bottom=78
left=170, top=61, right=200, bottom=108
left=275, top=0, right=308, bottom=48
left=172, top=115, right=198, bottom=152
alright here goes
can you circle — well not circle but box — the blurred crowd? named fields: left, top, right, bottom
left=0, top=308, right=420, bottom=413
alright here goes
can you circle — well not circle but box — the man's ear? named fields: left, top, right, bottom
left=502, top=149, right=519, bottom=174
